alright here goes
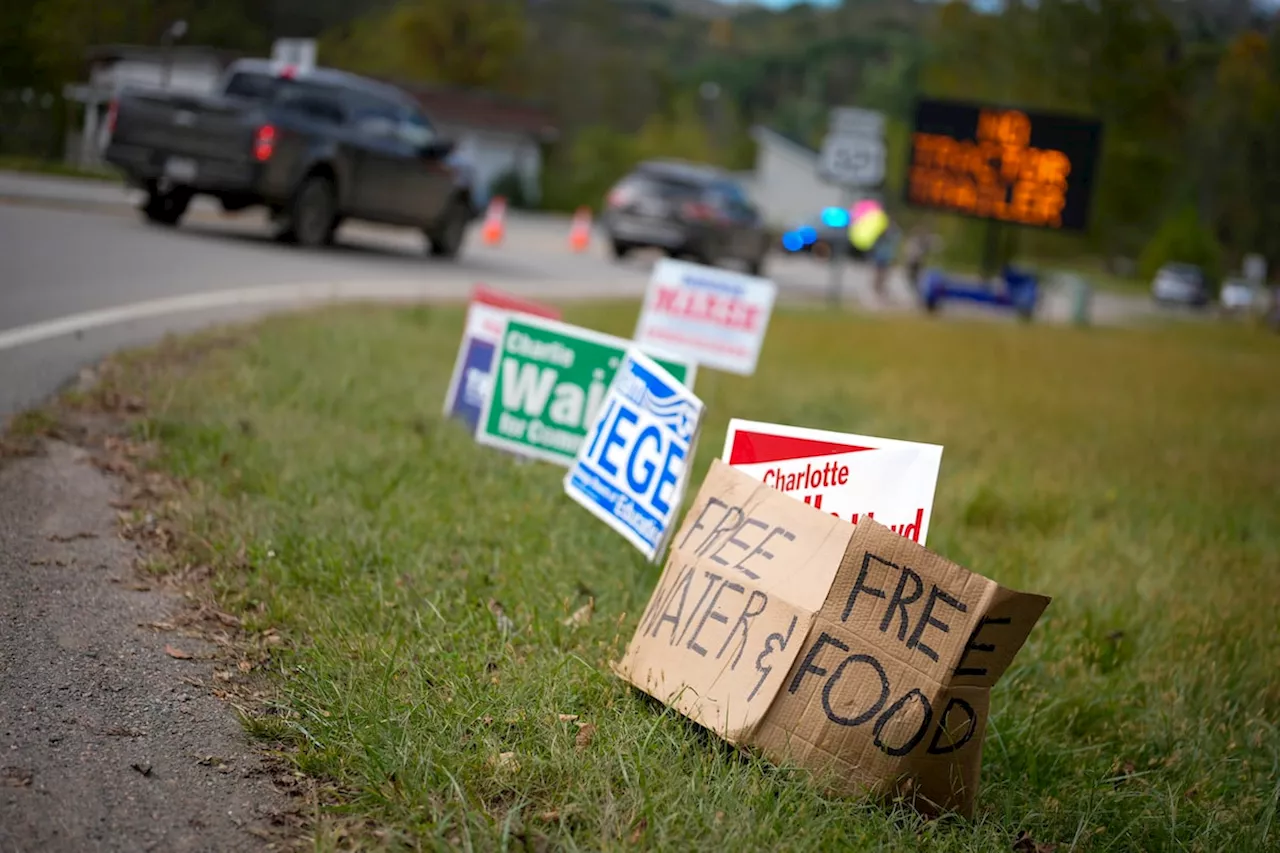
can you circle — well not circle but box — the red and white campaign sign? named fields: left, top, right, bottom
left=720, top=418, right=943, bottom=545
left=634, top=258, right=777, bottom=376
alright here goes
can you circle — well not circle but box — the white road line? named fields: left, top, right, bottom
left=0, top=280, right=475, bottom=352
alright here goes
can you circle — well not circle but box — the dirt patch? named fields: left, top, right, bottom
left=0, top=436, right=304, bottom=852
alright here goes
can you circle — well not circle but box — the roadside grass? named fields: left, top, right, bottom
left=0, top=155, right=119, bottom=182
left=100, top=303, right=1279, bottom=851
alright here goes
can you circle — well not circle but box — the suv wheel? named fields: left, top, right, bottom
left=140, top=186, right=192, bottom=226
left=428, top=198, right=469, bottom=259
left=610, top=239, right=633, bottom=260
left=278, top=175, right=336, bottom=248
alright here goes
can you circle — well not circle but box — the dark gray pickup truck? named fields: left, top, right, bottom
left=103, top=59, right=475, bottom=256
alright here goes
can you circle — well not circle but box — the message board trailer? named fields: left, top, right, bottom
left=564, top=349, right=705, bottom=561
left=614, top=460, right=1051, bottom=816
left=476, top=315, right=697, bottom=467
left=634, top=258, right=778, bottom=377
left=442, top=285, right=562, bottom=433
left=905, top=98, right=1103, bottom=233
left=722, top=418, right=942, bottom=545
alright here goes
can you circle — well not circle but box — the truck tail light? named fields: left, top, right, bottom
left=106, top=99, right=119, bottom=134
left=253, top=124, right=277, bottom=162
left=681, top=201, right=719, bottom=222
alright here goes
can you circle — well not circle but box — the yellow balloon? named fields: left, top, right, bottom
left=850, top=209, right=889, bottom=251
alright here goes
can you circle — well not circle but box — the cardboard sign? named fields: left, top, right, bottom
left=615, top=460, right=1050, bottom=816
left=442, top=285, right=562, bottom=433
left=722, top=419, right=943, bottom=545
left=476, top=316, right=697, bottom=466
left=634, top=258, right=778, bottom=376
left=565, top=349, right=705, bottom=561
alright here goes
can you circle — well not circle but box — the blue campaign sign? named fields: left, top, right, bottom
left=447, top=336, right=496, bottom=433
left=564, top=349, right=705, bottom=561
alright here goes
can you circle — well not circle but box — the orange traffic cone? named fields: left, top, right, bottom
left=481, top=196, right=507, bottom=246
left=568, top=206, right=593, bottom=253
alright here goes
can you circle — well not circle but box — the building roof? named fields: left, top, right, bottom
left=393, top=82, right=559, bottom=141
left=85, top=44, right=243, bottom=67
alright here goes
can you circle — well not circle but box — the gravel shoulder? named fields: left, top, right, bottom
left=0, top=440, right=298, bottom=853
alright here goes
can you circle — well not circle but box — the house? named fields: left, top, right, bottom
left=745, top=125, right=847, bottom=230
left=63, top=44, right=558, bottom=205
left=63, top=44, right=238, bottom=168
left=397, top=83, right=558, bottom=207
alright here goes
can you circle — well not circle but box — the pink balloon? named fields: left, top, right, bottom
left=852, top=199, right=883, bottom=221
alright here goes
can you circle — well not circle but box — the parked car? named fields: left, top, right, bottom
left=103, top=59, right=475, bottom=256
left=601, top=160, right=772, bottom=275
left=1151, top=262, right=1211, bottom=307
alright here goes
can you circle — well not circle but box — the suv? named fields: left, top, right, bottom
left=602, top=160, right=771, bottom=275
left=104, top=59, right=475, bottom=256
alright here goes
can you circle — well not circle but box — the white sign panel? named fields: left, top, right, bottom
left=721, top=418, right=942, bottom=545
left=565, top=350, right=705, bottom=560
left=634, top=258, right=777, bottom=377
left=818, top=134, right=887, bottom=189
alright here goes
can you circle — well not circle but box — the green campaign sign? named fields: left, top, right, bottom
left=476, top=316, right=697, bottom=466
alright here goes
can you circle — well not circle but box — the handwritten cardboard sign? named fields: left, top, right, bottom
left=633, top=258, right=778, bottom=376
left=442, top=285, right=562, bottom=434
left=614, top=460, right=1050, bottom=816
left=564, top=349, right=705, bottom=561
left=722, top=418, right=943, bottom=544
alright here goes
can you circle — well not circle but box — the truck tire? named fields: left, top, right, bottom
left=277, top=175, right=336, bottom=249
left=427, top=198, right=468, bottom=259
left=140, top=187, right=191, bottom=227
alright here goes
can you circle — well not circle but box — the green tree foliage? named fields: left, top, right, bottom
left=1139, top=203, right=1225, bottom=281
left=322, top=0, right=526, bottom=89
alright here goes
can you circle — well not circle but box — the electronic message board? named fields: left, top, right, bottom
left=905, top=98, right=1103, bottom=232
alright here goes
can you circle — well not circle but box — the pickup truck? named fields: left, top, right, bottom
left=103, top=59, right=475, bottom=257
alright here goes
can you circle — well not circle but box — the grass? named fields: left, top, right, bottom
left=100, top=302, right=1280, bottom=851
left=0, top=155, right=119, bottom=182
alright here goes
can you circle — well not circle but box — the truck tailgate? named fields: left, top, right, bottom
left=112, top=92, right=256, bottom=163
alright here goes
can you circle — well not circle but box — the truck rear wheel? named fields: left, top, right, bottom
left=278, top=175, right=336, bottom=249
left=141, top=187, right=191, bottom=227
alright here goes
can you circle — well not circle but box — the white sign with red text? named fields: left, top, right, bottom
left=634, top=258, right=777, bottom=376
left=720, top=418, right=943, bottom=545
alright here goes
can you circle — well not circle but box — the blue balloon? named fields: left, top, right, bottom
left=781, top=231, right=804, bottom=252
left=821, top=206, right=850, bottom=228
left=797, top=225, right=818, bottom=245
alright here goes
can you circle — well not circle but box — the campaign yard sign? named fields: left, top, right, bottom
left=614, top=460, right=1051, bottom=816
left=565, top=350, right=705, bottom=561
left=722, top=419, right=943, bottom=545
left=634, top=258, right=778, bottom=376
left=476, top=316, right=697, bottom=466
left=442, top=285, right=562, bottom=434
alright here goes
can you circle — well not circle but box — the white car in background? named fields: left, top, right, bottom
left=1151, top=262, right=1211, bottom=307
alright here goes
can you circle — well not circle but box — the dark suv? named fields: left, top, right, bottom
left=602, top=160, right=771, bottom=275
left=104, top=59, right=474, bottom=256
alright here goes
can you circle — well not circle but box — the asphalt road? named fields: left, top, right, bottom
left=0, top=171, right=1162, bottom=420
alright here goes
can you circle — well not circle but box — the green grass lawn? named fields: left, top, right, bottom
left=97, top=303, right=1279, bottom=851
left=0, top=155, right=119, bottom=182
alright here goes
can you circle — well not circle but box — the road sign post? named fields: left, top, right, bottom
left=817, top=107, right=887, bottom=307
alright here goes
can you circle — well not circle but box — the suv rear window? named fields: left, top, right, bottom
left=223, top=72, right=279, bottom=101
left=626, top=172, right=705, bottom=200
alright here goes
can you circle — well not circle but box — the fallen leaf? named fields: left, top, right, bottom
left=563, top=598, right=595, bottom=628
left=558, top=714, right=579, bottom=723
left=1, top=767, right=33, bottom=788
left=1012, top=830, right=1059, bottom=853
left=575, top=723, right=597, bottom=751
left=212, top=610, right=241, bottom=628
left=488, top=599, right=515, bottom=636
left=490, top=751, right=519, bottom=773
left=628, top=818, right=647, bottom=845
left=213, top=670, right=234, bottom=682
left=237, top=660, right=252, bottom=672
left=537, top=810, right=561, bottom=822
left=130, top=762, right=153, bottom=777
left=47, top=531, right=98, bottom=542
left=127, top=583, right=152, bottom=592
left=164, top=645, right=193, bottom=660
